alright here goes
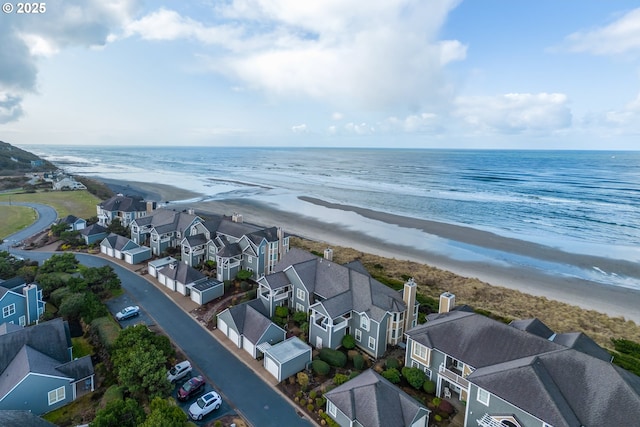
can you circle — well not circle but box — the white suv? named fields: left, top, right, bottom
left=167, top=361, right=192, bottom=383
left=188, top=390, right=222, bottom=420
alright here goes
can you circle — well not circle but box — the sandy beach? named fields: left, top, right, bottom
left=108, top=179, right=640, bottom=324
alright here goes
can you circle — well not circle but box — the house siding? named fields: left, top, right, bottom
left=467, top=383, right=547, bottom=427
left=1, top=292, right=26, bottom=326
left=277, top=349, right=311, bottom=382
left=0, top=374, right=72, bottom=415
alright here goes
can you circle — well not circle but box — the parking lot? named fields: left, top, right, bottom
left=106, top=294, right=232, bottom=424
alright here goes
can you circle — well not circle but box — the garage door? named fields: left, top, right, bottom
left=218, top=319, right=228, bottom=336
left=243, top=339, right=255, bottom=357
left=265, top=356, right=279, bottom=381
left=229, top=328, right=241, bottom=348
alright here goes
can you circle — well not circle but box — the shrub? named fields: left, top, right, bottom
left=316, top=397, right=326, bottom=408
left=432, top=397, right=442, bottom=407
left=347, top=350, right=358, bottom=360
left=385, top=357, right=400, bottom=370
left=401, top=366, right=427, bottom=389
left=353, top=354, right=365, bottom=370
left=309, top=390, right=317, bottom=400
left=275, top=306, right=289, bottom=318
left=342, top=334, right=356, bottom=349
left=236, top=269, right=253, bottom=281
left=307, top=403, right=315, bottom=412
left=293, top=310, right=308, bottom=325
left=333, top=373, right=349, bottom=386
left=312, top=359, right=331, bottom=376
left=240, top=280, right=251, bottom=291
left=319, top=348, right=347, bottom=367
left=423, top=380, right=436, bottom=394
left=297, top=372, right=309, bottom=391
left=299, top=398, right=307, bottom=406
left=381, top=368, right=401, bottom=384
left=438, top=399, right=454, bottom=415
left=348, top=371, right=359, bottom=380
left=434, top=414, right=442, bottom=422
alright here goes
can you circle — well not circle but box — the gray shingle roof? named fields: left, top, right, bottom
left=0, top=410, right=57, bottom=427
left=158, top=262, right=205, bottom=284
left=227, top=300, right=271, bottom=341
left=259, top=271, right=289, bottom=290
left=99, top=195, right=147, bottom=212
left=325, top=369, right=428, bottom=427
left=509, top=318, right=554, bottom=339
left=470, top=348, right=640, bottom=426
left=551, top=332, right=612, bottom=361
left=407, top=311, right=561, bottom=369
left=79, top=223, right=107, bottom=236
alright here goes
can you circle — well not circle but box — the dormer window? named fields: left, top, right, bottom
left=360, top=315, right=369, bottom=331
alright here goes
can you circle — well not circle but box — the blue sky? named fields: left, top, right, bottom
left=1, top=0, right=640, bottom=149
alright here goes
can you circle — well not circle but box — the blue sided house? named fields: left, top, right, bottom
left=0, top=277, right=45, bottom=327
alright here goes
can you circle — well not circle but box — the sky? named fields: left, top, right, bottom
left=1, top=0, right=640, bottom=149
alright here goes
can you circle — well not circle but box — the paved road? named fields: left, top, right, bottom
left=21, top=251, right=311, bottom=427
left=0, top=202, right=57, bottom=251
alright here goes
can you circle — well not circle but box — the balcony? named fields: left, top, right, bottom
left=439, top=364, right=469, bottom=389
left=477, top=414, right=507, bottom=427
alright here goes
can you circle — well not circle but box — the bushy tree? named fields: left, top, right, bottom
left=90, top=398, right=145, bottom=427
left=58, top=293, right=86, bottom=320
left=293, top=310, right=308, bottom=325
left=140, top=397, right=187, bottom=427
left=423, top=379, right=436, bottom=394
left=401, top=366, right=427, bottom=389
left=381, top=368, right=401, bottom=384
left=39, top=252, right=78, bottom=273
left=341, top=334, right=356, bottom=350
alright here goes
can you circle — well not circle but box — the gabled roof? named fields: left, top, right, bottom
left=217, top=242, right=243, bottom=258
left=225, top=300, right=273, bottom=341
left=325, top=369, right=428, bottom=427
left=245, top=226, right=283, bottom=246
left=101, top=233, right=138, bottom=251
left=284, top=257, right=406, bottom=321
left=79, top=223, right=108, bottom=236
left=158, top=262, right=205, bottom=284
left=0, top=318, right=71, bottom=373
left=406, top=311, right=561, bottom=369
left=551, top=332, right=612, bottom=361
left=133, top=209, right=200, bottom=233
left=183, top=234, right=208, bottom=247
left=273, top=248, right=317, bottom=272
left=0, top=277, right=26, bottom=291
left=258, top=271, right=289, bottom=290
left=470, top=349, right=640, bottom=427
left=99, top=195, right=147, bottom=212
left=216, top=219, right=262, bottom=240
left=509, top=318, right=554, bottom=339
left=0, top=410, right=57, bottom=427
left=57, top=215, right=83, bottom=225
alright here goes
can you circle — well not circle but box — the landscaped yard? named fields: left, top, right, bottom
left=0, top=189, right=101, bottom=221
left=0, top=205, right=37, bottom=239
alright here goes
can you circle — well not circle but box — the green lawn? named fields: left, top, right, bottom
left=0, top=190, right=101, bottom=237
left=0, top=205, right=37, bottom=239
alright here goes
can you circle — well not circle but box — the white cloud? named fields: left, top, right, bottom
left=562, top=8, right=640, bottom=55
left=331, top=112, right=344, bottom=121
left=291, top=123, right=308, bottom=133
left=127, top=0, right=466, bottom=110
left=454, top=93, right=572, bottom=134
left=381, top=113, right=442, bottom=133
left=0, top=0, right=141, bottom=122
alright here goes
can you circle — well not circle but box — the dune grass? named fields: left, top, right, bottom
left=0, top=205, right=37, bottom=239
left=0, top=190, right=100, bottom=224
left=291, top=237, right=640, bottom=350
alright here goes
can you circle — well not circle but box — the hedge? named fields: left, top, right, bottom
left=353, top=354, right=365, bottom=370
left=381, top=368, right=401, bottom=384
left=385, top=357, right=400, bottom=370
left=401, top=366, right=426, bottom=389
left=312, top=359, right=331, bottom=376
left=319, top=348, right=347, bottom=367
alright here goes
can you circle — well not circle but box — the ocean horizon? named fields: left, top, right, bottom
left=27, top=145, right=640, bottom=291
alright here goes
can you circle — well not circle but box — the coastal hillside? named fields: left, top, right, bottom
left=0, top=141, right=56, bottom=176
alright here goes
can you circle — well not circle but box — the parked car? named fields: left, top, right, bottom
left=188, top=390, right=222, bottom=421
left=177, top=375, right=206, bottom=401
left=167, top=360, right=192, bottom=383
left=115, top=305, right=140, bottom=321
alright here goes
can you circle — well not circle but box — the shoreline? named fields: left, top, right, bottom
left=100, top=178, right=640, bottom=324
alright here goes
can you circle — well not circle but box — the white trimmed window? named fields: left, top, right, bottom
left=48, top=386, right=65, bottom=405
left=355, top=329, right=362, bottom=342
left=368, top=336, right=376, bottom=350
left=296, top=288, right=305, bottom=301
left=360, top=315, right=369, bottom=331
left=3, top=303, right=15, bottom=318
left=477, top=388, right=490, bottom=406
left=327, top=400, right=337, bottom=417
left=296, top=303, right=304, bottom=313
left=19, top=316, right=26, bottom=326
left=412, top=342, right=428, bottom=360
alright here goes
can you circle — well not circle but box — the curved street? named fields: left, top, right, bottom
left=4, top=203, right=312, bottom=427
left=0, top=202, right=57, bottom=251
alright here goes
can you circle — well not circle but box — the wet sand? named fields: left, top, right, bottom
left=102, top=179, right=640, bottom=324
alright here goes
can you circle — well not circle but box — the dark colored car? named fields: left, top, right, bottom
left=177, top=375, right=206, bottom=401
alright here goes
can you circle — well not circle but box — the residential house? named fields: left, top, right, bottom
left=129, top=209, right=201, bottom=256
left=79, top=223, right=108, bottom=245
left=0, top=318, right=95, bottom=415
left=217, top=299, right=286, bottom=359
left=257, top=248, right=419, bottom=358
left=404, top=292, right=640, bottom=427
left=0, top=277, right=44, bottom=326
left=181, top=213, right=289, bottom=281
left=52, top=176, right=86, bottom=190
left=97, top=194, right=156, bottom=227
left=324, top=369, right=430, bottom=427
left=56, top=215, right=86, bottom=232
left=155, top=261, right=223, bottom=304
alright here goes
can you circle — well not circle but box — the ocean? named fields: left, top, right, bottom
left=28, top=145, right=640, bottom=289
